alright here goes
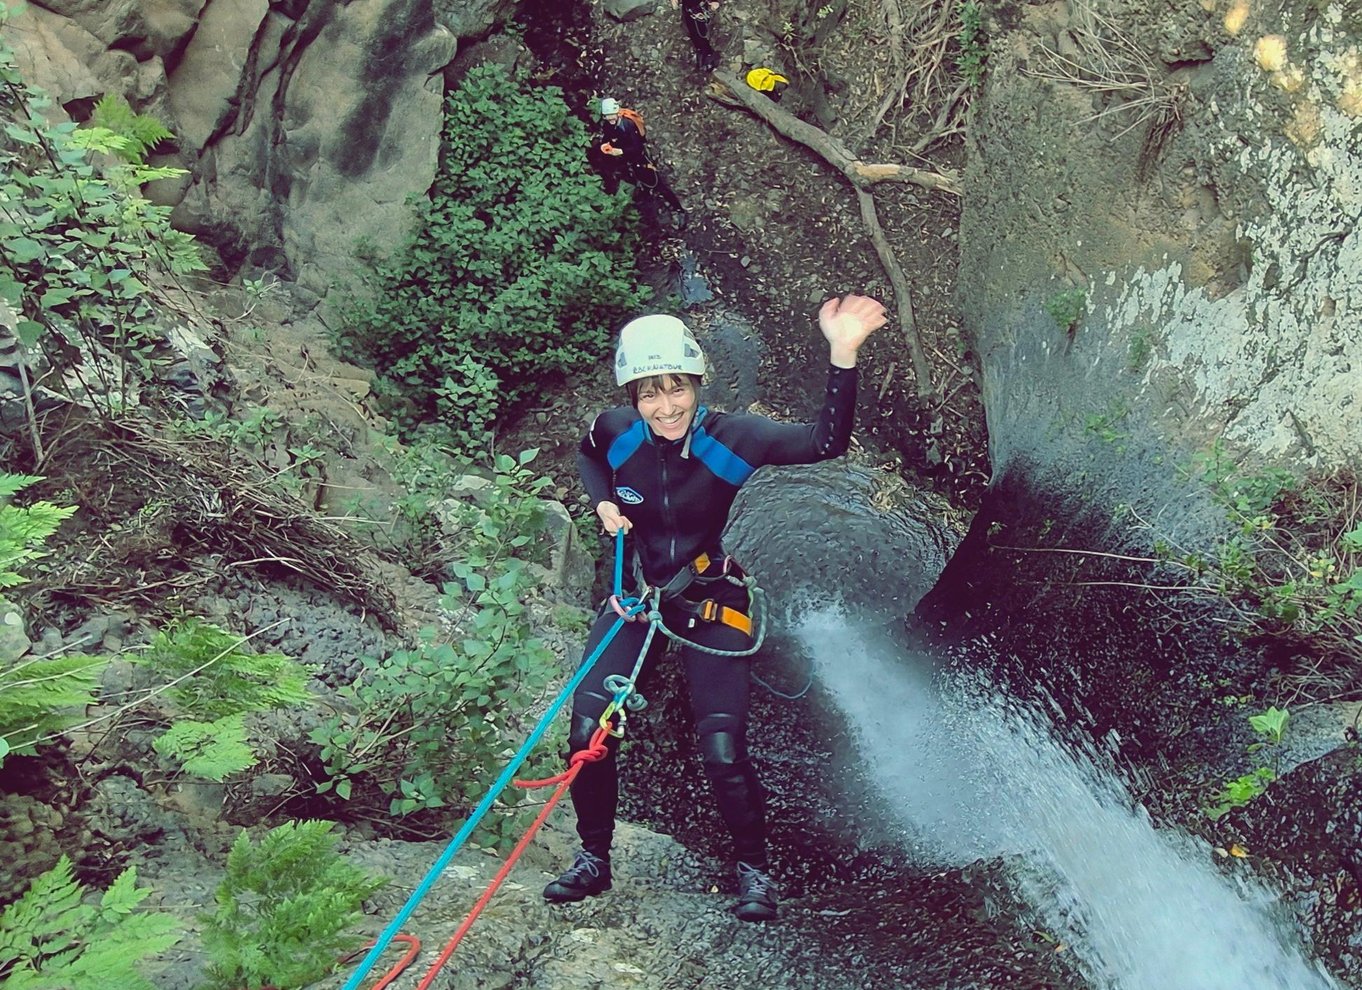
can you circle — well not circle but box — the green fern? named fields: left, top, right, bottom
left=0, top=855, right=180, bottom=990
left=0, top=473, right=77, bottom=589
left=0, top=474, right=43, bottom=500
left=0, top=653, right=106, bottom=756
left=89, top=93, right=173, bottom=162
left=138, top=619, right=312, bottom=780
left=152, top=714, right=258, bottom=781
left=139, top=619, right=313, bottom=720
left=201, top=821, right=385, bottom=990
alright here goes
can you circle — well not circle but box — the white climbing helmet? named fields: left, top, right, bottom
left=600, top=97, right=621, bottom=116
left=615, top=315, right=707, bottom=387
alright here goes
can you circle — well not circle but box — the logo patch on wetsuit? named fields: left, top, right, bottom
left=615, top=486, right=644, bottom=505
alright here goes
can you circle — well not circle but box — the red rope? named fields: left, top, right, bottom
left=413, top=727, right=613, bottom=989
left=328, top=932, right=421, bottom=990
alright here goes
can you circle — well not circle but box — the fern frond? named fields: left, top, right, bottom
left=202, top=822, right=384, bottom=990
left=139, top=619, right=313, bottom=720
left=99, top=864, right=151, bottom=916
left=0, top=654, right=106, bottom=754
left=89, top=93, right=173, bottom=162
left=0, top=856, right=177, bottom=990
left=157, top=228, right=209, bottom=274
left=0, top=474, right=43, bottom=501
left=0, top=487, right=77, bottom=588
left=67, top=125, right=140, bottom=159
left=152, top=715, right=258, bottom=781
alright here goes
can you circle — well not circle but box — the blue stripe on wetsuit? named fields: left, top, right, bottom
left=689, top=425, right=755, bottom=486
left=607, top=420, right=648, bottom=470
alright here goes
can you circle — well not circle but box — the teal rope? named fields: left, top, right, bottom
left=652, top=582, right=771, bottom=657
left=342, top=531, right=637, bottom=990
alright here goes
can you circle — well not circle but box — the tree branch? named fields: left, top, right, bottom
left=706, top=70, right=961, bottom=195
left=855, top=188, right=934, bottom=399
left=705, top=70, right=950, bottom=400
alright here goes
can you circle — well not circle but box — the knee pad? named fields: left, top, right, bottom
left=697, top=720, right=747, bottom=770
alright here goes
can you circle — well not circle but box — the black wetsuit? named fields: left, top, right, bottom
left=679, top=0, right=720, bottom=71
left=567, top=364, right=858, bottom=867
left=599, top=115, right=684, bottom=212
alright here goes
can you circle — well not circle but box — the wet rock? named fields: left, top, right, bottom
left=537, top=499, right=597, bottom=604
left=86, top=774, right=166, bottom=848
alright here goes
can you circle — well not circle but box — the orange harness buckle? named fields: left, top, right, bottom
left=687, top=599, right=754, bottom=637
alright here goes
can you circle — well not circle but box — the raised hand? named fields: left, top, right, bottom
left=818, top=294, right=888, bottom=368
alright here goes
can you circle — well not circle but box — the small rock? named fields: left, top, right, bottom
left=250, top=773, right=296, bottom=797
left=602, top=0, right=654, bottom=22
left=0, top=598, right=30, bottom=663
left=67, top=615, right=111, bottom=651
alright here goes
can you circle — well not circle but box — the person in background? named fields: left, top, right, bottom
left=542, top=294, right=888, bottom=922
left=597, top=97, right=686, bottom=227
left=672, top=0, right=721, bottom=72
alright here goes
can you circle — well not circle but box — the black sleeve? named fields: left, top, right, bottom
left=731, top=364, right=858, bottom=467
left=578, top=411, right=617, bottom=507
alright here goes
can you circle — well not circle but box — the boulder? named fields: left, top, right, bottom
left=165, top=0, right=270, bottom=149
left=29, top=0, right=204, bottom=59
left=2, top=3, right=137, bottom=113
left=6, top=0, right=518, bottom=305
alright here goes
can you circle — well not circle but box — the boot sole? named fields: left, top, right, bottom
left=543, top=881, right=612, bottom=903
left=734, top=901, right=778, bottom=922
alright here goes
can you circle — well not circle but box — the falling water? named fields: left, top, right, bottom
left=795, top=606, right=1339, bottom=990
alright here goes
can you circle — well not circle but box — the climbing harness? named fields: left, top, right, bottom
left=616, top=550, right=770, bottom=655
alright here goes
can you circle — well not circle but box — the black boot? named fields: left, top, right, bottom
left=543, top=849, right=612, bottom=903
left=734, top=861, right=779, bottom=921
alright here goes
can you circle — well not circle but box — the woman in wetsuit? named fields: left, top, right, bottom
left=542, top=295, right=887, bottom=921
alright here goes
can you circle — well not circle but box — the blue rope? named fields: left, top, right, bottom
left=342, top=531, right=634, bottom=990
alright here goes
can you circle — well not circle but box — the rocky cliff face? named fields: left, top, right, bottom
left=4, top=0, right=515, bottom=318
left=960, top=0, right=1359, bottom=499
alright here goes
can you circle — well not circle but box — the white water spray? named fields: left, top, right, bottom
left=796, top=606, right=1338, bottom=990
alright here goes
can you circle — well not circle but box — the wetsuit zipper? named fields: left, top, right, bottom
left=659, top=448, right=677, bottom=579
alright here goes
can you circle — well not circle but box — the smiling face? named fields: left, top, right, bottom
left=633, top=374, right=698, bottom=441
left=604, top=111, right=621, bottom=125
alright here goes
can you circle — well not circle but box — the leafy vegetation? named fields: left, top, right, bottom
left=0, top=856, right=180, bottom=990
left=955, top=1, right=989, bottom=87
left=1105, top=446, right=1361, bottom=693
left=1161, top=449, right=1362, bottom=688
left=1043, top=287, right=1087, bottom=334
left=310, top=450, right=567, bottom=848
left=200, top=821, right=384, bottom=990
left=137, top=619, right=314, bottom=781
left=0, top=474, right=76, bottom=590
left=0, top=651, right=105, bottom=764
left=0, top=473, right=94, bottom=765
left=0, top=23, right=204, bottom=433
left=1208, top=706, right=1290, bottom=818
left=339, top=62, right=647, bottom=445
